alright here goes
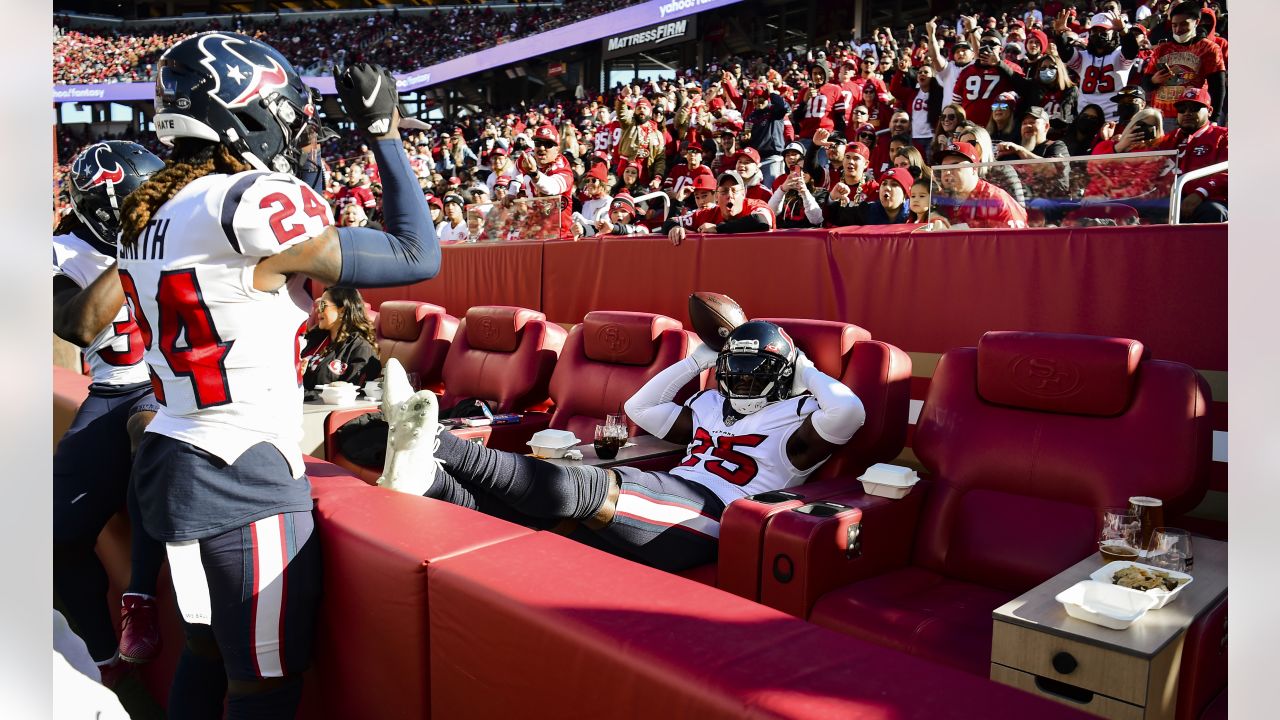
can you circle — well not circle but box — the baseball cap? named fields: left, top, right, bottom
left=855, top=122, right=877, bottom=137
left=491, top=145, right=509, bottom=156
left=717, top=170, right=745, bottom=187
left=951, top=39, right=972, bottom=51
left=424, top=193, right=443, bottom=209
left=690, top=173, right=717, bottom=192
left=531, top=124, right=560, bottom=143
left=680, top=140, right=705, bottom=154
left=494, top=175, right=512, bottom=188
left=468, top=184, right=490, bottom=196
left=709, top=98, right=726, bottom=111
left=1086, top=13, right=1114, bottom=30
left=585, top=160, right=609, bottom=182
left=1022, top=105, right=1049, bottom=121
left=733, top=147, right=761, bottom=165
left=939, top=142, right=981, bottom=164
left=1174, top=86, right=1212, bottom=110
left=783, top=141, right=806, bottom=156
left=996, top=90, right=1020, bottom=104
left=846, top=141, right=871, bottom=162
left=1111, top=85, right=1147, bottom=104
left=880, top=167, right=915, bottom=193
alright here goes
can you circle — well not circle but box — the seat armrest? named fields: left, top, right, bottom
left=759, top=482, right=929, bottom=618
left=717, top=491, right=808, bottom=600
left=447, top=412, right=552, bottom=453
left=323, top=406, right=383, bottom=460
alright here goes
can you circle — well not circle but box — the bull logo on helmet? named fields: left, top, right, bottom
left=197, top=33, right=291, bottom=109
left=71, top=144, right=125, bottom=192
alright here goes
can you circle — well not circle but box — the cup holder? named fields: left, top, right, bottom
left=749, top=490, right=802, bottom=504
left=793, top=502, right=850, bottom=518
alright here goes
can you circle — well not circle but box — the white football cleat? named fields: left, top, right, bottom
left=378, top=359, right=442, bottom=496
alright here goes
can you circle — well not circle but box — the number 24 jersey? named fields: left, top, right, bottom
left=669, top=390, right=824, bottom=506
left=116, top=170, right=333, bottom=478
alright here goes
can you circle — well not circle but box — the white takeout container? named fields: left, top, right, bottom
left=1090, top=561, right=1194, bottom=610
left=1055, top=580, right=1158, bottom=630
left=318, top=384, right=359, bottom=405
left=857, top=463, right=920, bottom=499
left=526, top=429, right=580, bottom=458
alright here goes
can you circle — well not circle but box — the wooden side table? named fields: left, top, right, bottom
left=990, top=537, right=1226, bottom=719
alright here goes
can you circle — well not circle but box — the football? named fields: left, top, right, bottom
left=688, top=291, right=747, bottom=351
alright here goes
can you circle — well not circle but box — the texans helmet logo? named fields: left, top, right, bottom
left=197, top=33, right=291, bottom=109
left=72, top=143, right=125, bottom=191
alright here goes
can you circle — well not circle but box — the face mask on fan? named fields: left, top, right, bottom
left=1172, top=29, right=1197, bottom=43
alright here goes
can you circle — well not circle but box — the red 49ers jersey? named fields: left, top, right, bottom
left=798, top=83, right=843, bottom=138
left=594, top=121, right=622, bottom=161
left=669, top=390, right=823, bottom=505
left=53, top=231, right=149, bottom=386
left=116, top=171, right=332, bottom=478
left=954, top=64, right=1014, bottom=127
left=1066, top=47, right=1136, bottom=119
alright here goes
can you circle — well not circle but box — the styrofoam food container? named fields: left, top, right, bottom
left=527, top=429, right=580, bottom=458
left=318, top=385, right=359, bottom=405
left=1090, top=561, right=1193, bottom=610
left=1055, top=580, right=1158, bottom=630
left=857, top=463, right=920, bottom=499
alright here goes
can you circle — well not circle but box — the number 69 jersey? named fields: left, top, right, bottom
left=669, top=390, right=824, bottom=506
left=116, top=170, right=333, bottom=479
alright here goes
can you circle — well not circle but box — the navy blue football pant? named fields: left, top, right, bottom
left=425, top=429, right=725, bottom=571
left=52, top=383, right=165, bottom=662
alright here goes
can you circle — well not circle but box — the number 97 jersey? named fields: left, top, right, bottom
left=116, top=170, right=333, bottom=478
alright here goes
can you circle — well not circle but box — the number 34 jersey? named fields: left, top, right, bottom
left=669, top=390, right=824, bottom=506
left=116, top=170, right=333, bottom=479
left=53, top=230, right=149, bottom=387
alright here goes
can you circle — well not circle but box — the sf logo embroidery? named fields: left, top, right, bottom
left=1009, top=356, right=1083, bottom=398
left=596, top=324, right=631, bottom=355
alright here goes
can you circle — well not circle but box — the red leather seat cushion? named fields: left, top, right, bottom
left=809, top=566, right=1015, bottom=677
left=977, top=331, right=1144, bottom=417
left=375, top=301, right=458, bottom=391
left=441, top=305, right=565, bottom=413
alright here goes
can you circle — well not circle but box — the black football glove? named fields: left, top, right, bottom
left=335, top=62, right=399, bottom=135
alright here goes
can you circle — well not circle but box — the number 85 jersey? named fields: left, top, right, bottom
left=116, top=170, right=333, bottom=478
left=668, top=390, right=824, bottom=506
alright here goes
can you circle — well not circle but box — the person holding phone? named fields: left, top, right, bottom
left=1143, top=2, right=1226, bottom=130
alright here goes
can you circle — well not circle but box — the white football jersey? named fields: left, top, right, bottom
left=669, top=390, right=823, bottom=506
left=1067, top=47, right=1136, bottom=120
left=116, top=170, right=332, bottom=478
left=52, top=231, right=150, bottom=387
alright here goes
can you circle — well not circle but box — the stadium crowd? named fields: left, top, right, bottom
left=54, top=0, right=1229, bottom=233
left=54, top=1, right=644, bottom=84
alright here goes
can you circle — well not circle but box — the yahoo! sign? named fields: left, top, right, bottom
left=658, top=0, right=722, bottom=19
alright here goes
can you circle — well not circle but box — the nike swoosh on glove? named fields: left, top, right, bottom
left=336, top=62, right=398, bottom=135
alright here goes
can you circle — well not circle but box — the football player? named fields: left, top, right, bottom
left=53, top=141, right=166, bottom=685
left=381, top=321, right=865, bottom=571
left=115, top=33, right=440, bottom=718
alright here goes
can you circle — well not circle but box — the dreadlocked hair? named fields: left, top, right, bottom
left=53, top=210, right=85, bottom=237
left=120, top=139, right=253, bottom=248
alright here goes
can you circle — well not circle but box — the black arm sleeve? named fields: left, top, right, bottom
left=1206, top=71, right=1226, bottom=124
left=1120, top=32, right=1140, bottom=61
left=1055, top=35, right=1077, bottom=64
left=715, top=214, right=772, bottom=234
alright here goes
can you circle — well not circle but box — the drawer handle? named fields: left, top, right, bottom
left=1035, top=676, right=1095, bottom=705
left=1052, top=651, right=1078, bottom=675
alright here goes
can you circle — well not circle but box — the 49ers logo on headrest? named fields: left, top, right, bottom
left=197, top=33, right=291, bottom=109
left=71, top=143, right=125, bottom=191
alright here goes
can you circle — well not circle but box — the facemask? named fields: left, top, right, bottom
left=1172, top=28, right=1197, bottom=43
left=1077, top=116, right=1102, bottom=133
left=1037, top=67, right=1058, bottom=84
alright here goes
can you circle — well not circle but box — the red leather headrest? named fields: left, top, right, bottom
left=378, top=301, right=447, bottom=342
left=581, top=311, right=682, bottom=366
left=464, top=306, right=544, bottom=353
left=758, top=318, right=871, bottom=378
left=977, top=331, right=1144, bottom=417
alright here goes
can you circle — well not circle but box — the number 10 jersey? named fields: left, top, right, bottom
left=116, top=170, right=333, bottom=479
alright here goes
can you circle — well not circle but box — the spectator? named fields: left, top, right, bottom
left=955, top=37, right=1019, bottom=128
left=615, top=90, right=667, bottom=182
left=665, top=141, right=710, bottom=199
left=485, top=147, right=517, bottom=194
left=872, top=112, right=911, bottom=175
left=425, top=193, right=444, bottom=226
left=907, top=179, right=934, bottom=224
left=595, top=193, right=650, bottom=236
left=732, top=148, right=773, bottom=202
left=1007, top=43, right=1080, bottom=126
left=1154, top=87, right=1227, bottom=223
left=742, top=84, right=790, bottom=186
left=995, top=106, right=1069, bottom=162
left=769, top=167, right=827, bottom=229
left=1083, top=107, right=1170, bottom=202
left=987, top=91, right=1021, bottom=144
left=824, top=142, right=881, bottom=226
left=1143, top=1, right=1226, bottom=128
left=892, top=145, right=932, bottom=186
left=613, top=161, right=645, bottom=196
left=933, top=141, right=1028, bottom=229
left=908, top=63, right=942, bottom=156
left=662, top=172, right=717, bottom=233
left=1062, top=103, right=1107, bottom=155
left=436, top=192, right=470, bottom=242
left=302, top=288, right=381, bottom=392
left=516, top=124, right=576, bottom=233
left=667, top=171, right=775, bottom=246
left=338, top=203, right=382, bottom=231
left=1052, top=9, right=1140, bottom=120
left=791, top=61, right=842, bottom=167
left=559, top=121, right=584, bottom=160
left=923, top=15, right=979, bottom=109
left=929, top=103, right=967, bottom=164
left=853, top=167, right=915, bottom=225
left=955, top=123, right=1028, bottom=210
left=1112, top=85, right=1148, bottom=133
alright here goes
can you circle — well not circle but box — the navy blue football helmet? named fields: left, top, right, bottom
left=716, top=320, right=798, bottom=417
left=68, top=141, right=165, bottom=249
left=153, top=32, right=315, bottom=174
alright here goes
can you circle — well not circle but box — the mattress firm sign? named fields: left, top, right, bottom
left=602, top=16, right=696, bottom=59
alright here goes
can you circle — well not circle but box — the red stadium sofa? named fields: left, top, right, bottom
left=771, top=331, right=1213, bottom=677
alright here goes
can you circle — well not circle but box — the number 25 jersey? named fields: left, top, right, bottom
left=116, top=170, right=333, bottom=479
left=669, top=390, right=824, bottom=506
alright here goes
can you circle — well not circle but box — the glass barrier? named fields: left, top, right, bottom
left=928, top=150, right=1179, bottom=229
left=457, top=196, right=569, bottom=242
